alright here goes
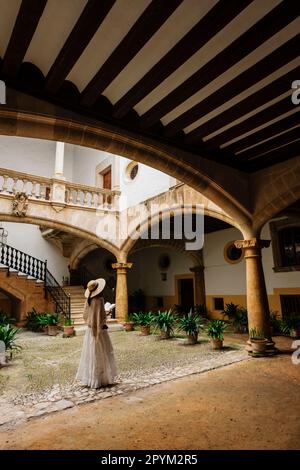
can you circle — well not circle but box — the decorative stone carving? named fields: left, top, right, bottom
left=234, top=238, right=271, bottom=250
left=12, top=192, right=28, bottom=217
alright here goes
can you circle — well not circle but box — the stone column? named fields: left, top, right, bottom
left=190, top=266, right=206, bottom=307
left=54, top=142, right=65, bottom=179
left=234, top=238, right=276, bottom=352
left=112, top=262, right=133, bottom=322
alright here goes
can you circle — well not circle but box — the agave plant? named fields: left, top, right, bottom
left=207, top=320, right=227, bottom=341
left=222, top=302, right=239, bottom=320
left=178, top=311, right=202, bottom=334
left=152, top=310, right=176, bottom=338
left=0, top=310, right=15, bottom=325
left=131, top=311, right=153, bottom=326
left=0, top=323, right=22, bottom=354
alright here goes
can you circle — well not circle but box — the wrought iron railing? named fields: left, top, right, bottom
left=0, top=242, right=70, bottom=319
left=44, top=268, right=71, bottom=320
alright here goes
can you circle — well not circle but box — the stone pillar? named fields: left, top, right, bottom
left=190, top=266, right=206, bottom=307
left=54, top=142, right=65, bottom=179
left=235, top=238, right=276, bottom=352
left=112, top=262, right=133, bottom=322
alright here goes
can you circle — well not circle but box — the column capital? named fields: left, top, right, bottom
left=234, top=238, right=270, bottom=250
left=112, top=262, right=133, bottom=272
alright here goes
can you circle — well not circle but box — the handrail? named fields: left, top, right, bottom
left=0, top=242, right=70, bottom=319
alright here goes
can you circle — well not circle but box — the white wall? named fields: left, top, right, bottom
left=1, top=222, right=69, bottom=283
left=128, top=247, right=191, bottom=296
left=204, top=225, right=300, bottom=295
left=119, top=158, right=174, bottom=209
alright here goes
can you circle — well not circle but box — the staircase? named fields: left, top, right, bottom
left=63, top=285, right=119, bottom=327
left=0, top=243, right=70, bottom=319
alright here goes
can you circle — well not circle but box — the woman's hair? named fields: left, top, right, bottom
left=87, top=293, right=103, bottom=306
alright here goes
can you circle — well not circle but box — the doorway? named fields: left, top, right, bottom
left=177, top=277, right=194, bottom=312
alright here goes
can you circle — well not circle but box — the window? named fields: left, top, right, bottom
left=224, top=241, right=243, bottom=264
left=158, top=253, right=171, bottom=270
left=279, top=228, right=300, bottom=267
left=214, top=297, right=224, bottom=311
left=270, top=220, right=300, bottom=272
left=125, top=162, right=139, bottom=181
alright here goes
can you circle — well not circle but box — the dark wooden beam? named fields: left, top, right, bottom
left=239, top=126, right=300, bottom=161
left=112, top=0, right=252, bottom=118
left=186, top=58, right=300, bottom=144
left=248, top=140, right=300, bottom=171
left=2, top=0, right=47, bottom=78
left=80, top=0, right=184, bottom=107
left=45, top=0, right=116, bottom=94
left=222, top=113, right=300, bottom=155
left=205, top=97, right=295, bottom=150
left=140, top=1, right=299, bottom=129
left=169, top=39, right=300, bottom=139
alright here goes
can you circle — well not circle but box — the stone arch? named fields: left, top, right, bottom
left=0, top=212, right=119, bottom=257
left=129, top=238, right=203, bottom=268
left=121, top=204, right=242, bottom=257
left=69, top=240, right=118, bottom=270
left=0, top=106, right=252, bottom=231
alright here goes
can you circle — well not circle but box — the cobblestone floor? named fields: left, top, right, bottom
left=0, top=330, right=248, bottom=429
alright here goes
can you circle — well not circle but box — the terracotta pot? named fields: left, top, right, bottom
left=250, top=339, right=267, bottom=354
left=123, top=321, right=134, bottom=332
left=290, top=328, right=300, bottom=338
left=160, top=330, right=170, bottom=339
left=63, top=326, right=74, bottom=335
left=140, top=325, right=150, bottom=336
left=210, top=338, right=223, bottom=350
left=47, top=325, right=58, bottom=336
left=186, top=333, right=198, bottom=344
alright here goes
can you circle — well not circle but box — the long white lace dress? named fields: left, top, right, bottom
left=76, top=296, right=117, bottom=388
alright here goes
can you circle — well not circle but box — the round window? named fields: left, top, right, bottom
left=125, top=162, right=139, bottom=181
left=224, top=241, right=243, bottom=264
left=158, top=254, right=171, bottom=271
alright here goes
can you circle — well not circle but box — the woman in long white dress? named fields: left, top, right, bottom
left=76, top=278, right=117, bottom=388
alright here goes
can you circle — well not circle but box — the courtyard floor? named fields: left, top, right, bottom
left=0, top=335, right=298, bottom=450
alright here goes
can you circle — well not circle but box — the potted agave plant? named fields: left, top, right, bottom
left=207, top=320, right=227, bottom=349
left=152, top=309, right=176, bottom=339
left=123, top=313, right=135, bottom=332
left=280, top=314, right=300, bottom=338
left=131, top=311, right=153, bottom=336
left=249, top=327, right=267, bottom=355
left=178, top=310, right=202, bottom=344
left=45, top=313, right=61, bottom=336
left=63, top=317, right=75, bottom=336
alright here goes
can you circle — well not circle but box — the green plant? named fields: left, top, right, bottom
left=207, top=320, right=227, bottom=340
left=44, top=313, right=60, bottom=326
left=249, top=327, right=265, bottom=340
left=222, top=302, right=239, bottom=320
left=26, top=308, right=46, bottom=331
left=280, top=314, right=300, bottom=335
left=233, top=307, right=248, bottom=333
left=64, top=317, right=74, bottom=326
left=131, top=311, right=153, bottom=326
left=269, top=311, right=281, bottom=333
left=194, top=304, right=207, bottom=316
left=0, top=324, right=22, bottom=353
left=0, top=310, right=15, bottom=325
left=177, top=310, right=203, bottom=336
left=152, top=310, right=176, bottom=335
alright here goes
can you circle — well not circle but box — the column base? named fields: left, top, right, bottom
left=246, top=339, right=278, bottom=357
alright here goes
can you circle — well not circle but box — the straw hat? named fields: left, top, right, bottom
left=84, top=278, right=106, bottom=299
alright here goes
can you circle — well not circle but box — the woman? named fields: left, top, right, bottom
left=76, top=278, right=117, bottom=388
